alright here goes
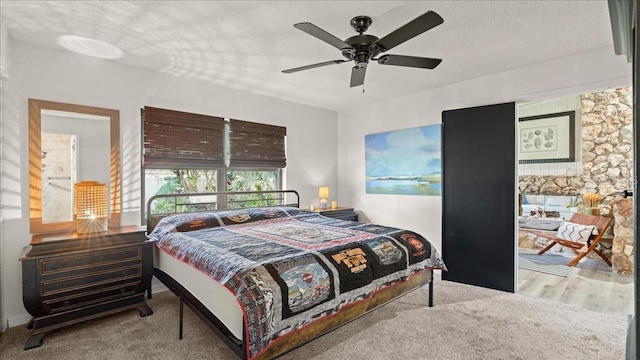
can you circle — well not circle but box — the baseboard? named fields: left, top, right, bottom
left=152, top=282, right=168, bottom=295
left=6, top=284, right=169, bottom=331
left=8, top=313, right=32, bottom=328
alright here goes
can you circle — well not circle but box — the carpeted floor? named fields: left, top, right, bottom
left=0, top=276, right=626, bottom=360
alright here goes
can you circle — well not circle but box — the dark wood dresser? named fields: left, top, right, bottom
left=20, top=225, right=153, bottom=350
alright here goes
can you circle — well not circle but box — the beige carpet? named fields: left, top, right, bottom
left=1, top=276, right=626, bottom=360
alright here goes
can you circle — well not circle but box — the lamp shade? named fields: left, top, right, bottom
left=318, top=186, right=329, bottom=199
left=74, top=181, right=108, bottom=233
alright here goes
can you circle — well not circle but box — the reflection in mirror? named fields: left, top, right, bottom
left=40, top=111, right=110, bottom=223
left=41, top=132, right=76, bottom=222
left=29, top=99, right=120, bottom=234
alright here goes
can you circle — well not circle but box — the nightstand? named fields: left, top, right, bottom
left=20, top=225, right=153, bottom=350
left=307, top=207, right=359, bottom=222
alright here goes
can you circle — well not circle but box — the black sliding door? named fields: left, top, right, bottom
left=442, top=102, right=516, bottom=292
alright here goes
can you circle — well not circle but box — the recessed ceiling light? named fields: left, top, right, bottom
left=57, top=35, right=123, bottom=59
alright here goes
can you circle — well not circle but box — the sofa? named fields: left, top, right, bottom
left=520, top=194, right=578, bottom=220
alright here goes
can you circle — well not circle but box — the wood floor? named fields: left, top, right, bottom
left=517, top=248, right=635, bottom=319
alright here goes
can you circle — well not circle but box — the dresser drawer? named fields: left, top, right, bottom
left=331, top=213, right=358, bottom=221
left=41, top=265, right=142, bottom=296
left=40, top=247, right=142, bottom=275
left=45, top=282, right=141, bottom=313
left=319, top=209, right=358, bottom=221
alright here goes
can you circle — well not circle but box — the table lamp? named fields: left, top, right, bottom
left=318, top=186, right=329, bottom=209
left=74, top=181, right=108, bottom=233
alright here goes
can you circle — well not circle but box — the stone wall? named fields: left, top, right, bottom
left=612, top=198, right=634, bottom=275
left=519, top=87, right=634, bottom=274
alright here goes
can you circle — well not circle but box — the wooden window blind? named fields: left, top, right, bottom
left=229, top=119, right=287, bottom=168
left=142, top=107, right=287, bottom=169
left=142, top=106, right=225, bottom=169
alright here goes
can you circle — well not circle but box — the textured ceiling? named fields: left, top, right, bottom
left=1, top=1, right=615, bottom=111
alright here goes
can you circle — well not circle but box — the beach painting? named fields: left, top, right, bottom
left=365, top=125, right=441, bottom=196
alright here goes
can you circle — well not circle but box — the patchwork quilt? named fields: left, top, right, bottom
left=148, top=207, right=446, bottom=359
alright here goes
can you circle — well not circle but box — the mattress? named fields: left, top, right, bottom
left=154, top=247, right=244, bottom=339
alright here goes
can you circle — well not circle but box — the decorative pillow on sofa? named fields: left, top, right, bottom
left=555, top=221, right=597, bottom=243
left=545, top=196, right=575, bottom=207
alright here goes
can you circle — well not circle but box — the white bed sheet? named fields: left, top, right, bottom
left=155, top=247, right=245, bottom=339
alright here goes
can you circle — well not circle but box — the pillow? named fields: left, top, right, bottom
left=555, top=221, right=596, bottom=243
left=521, top=195, right=529, bottom=204
left=545, top=196, right=573, bottom=207
left=518, top=218, right=561, bottom=231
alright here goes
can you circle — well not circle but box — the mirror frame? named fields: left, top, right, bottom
left=29, top=99, right=121, bottom=234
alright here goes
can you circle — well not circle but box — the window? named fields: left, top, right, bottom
left=141, top=107, right=286, bottom=220
left=144, top=168, right=281, bottom=214
left=226, top=170, right=279, bottom=192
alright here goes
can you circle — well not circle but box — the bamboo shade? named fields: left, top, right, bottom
left=229, top=119, right=287, bottom=168
left=142, top=106, right=225, bottom=169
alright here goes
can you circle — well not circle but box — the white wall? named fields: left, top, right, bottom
left=0, top=15, right=8, bottom=78
left=337, top=47, right=632, bottom=255
left=0, top=40, right=338, bottom=327
left=0, top=15, right=7, bottom=332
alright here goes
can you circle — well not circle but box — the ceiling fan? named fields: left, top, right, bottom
left=282, top=11, right=443, bottom=88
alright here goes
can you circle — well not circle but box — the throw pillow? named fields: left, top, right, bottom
left=521, top=195, right=529, bottom=204
left=545, top=196, right=573, bottom=207
left=555, top=221, right=596, bottom=243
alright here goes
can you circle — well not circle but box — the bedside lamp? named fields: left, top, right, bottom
left=74, top=181, right=108, bottom=233
left=318, top=186, right=329, bottom=209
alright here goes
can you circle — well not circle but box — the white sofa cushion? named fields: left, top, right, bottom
left=520, top=195, right=579, bottom=219
left=545, top=196, right=574, bottom=207
left=523, top=195, right=544, bottom=206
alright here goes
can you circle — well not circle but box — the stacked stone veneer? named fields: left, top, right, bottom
left=519, top=87, right=634, bottom=275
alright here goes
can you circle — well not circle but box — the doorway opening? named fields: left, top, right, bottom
left=516, top=87, right=634, bottom=318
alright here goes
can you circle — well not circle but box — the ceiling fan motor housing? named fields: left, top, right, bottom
left=350, top=16, right=372, bottom=34
left=342, top=34, right=380, bottom=65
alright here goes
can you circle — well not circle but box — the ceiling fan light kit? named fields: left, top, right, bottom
left=282, top=11, right=443, bottom=88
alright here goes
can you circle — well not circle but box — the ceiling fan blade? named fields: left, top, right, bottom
left=294, top=22, right=354, bottom=51
left=374, top=11, right=443, bottom=51
left=377, top=55, right=442, bottom=69
left=282, top=59, right=348, bottom=73
left=350, top=64, right=367, bottom=87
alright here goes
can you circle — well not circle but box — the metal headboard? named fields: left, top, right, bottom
left=146, top=190, right=300, bottom=232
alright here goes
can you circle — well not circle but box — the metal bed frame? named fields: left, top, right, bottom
left=146, top=189, right=301, bottom=231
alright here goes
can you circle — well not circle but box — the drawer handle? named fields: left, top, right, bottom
left=120, top=288, right=126, bottom=294
left=63, top=300, right=70, bottom=307
left=60, top=261, right=66, bottom=268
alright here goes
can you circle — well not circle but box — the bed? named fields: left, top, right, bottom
left=146, top=190, right=445, bottom=359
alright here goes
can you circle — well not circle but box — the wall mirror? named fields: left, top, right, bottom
left=29, top=99, right=121, bottom=234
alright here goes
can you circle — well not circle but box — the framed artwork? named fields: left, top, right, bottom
left=518, top=111, right=575, bottom=164
left=365, top=124, right=441, bottom=195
